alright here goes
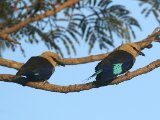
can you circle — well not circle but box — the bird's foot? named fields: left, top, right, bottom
left=41, top=80, right=49, bottom=86
left=125, top=71, right=130, bottom=76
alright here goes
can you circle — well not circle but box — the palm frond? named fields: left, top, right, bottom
left=138, top=0, right=160, bottom=24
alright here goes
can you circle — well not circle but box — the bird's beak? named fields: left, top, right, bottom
left=58, top=62, right=65, bottom=67
left=139, top=51, right=145, bottom=56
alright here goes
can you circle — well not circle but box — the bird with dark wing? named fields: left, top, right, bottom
left=16, top=51, right=64, bottom=82
left=87, top=43, right=145, bottom=84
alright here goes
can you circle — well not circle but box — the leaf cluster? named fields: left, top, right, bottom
left=0, top=0, right=159, bottom=57
left=138, top=0, right=160, bottom=24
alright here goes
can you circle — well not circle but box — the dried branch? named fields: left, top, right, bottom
left=0, top=53, right=109, bottom=69
left=0, top=33, right=20, bottom=44
left=0, top=59, right=159, bottom=93
left=59, top=53, right=109, bottom=65
left=136, top=30, right=160, bottom=49
left=0, top=58, right=23, bottom=70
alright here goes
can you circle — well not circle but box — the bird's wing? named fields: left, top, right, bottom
left=95, top=50, right=135, bottom=71
left=16, top=56, right=53, bottom=76
left=94, top=50, right=136, bottom=82
left=85, top=50, right=135, bottom=81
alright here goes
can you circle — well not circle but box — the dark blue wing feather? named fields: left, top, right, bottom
left=95, top=50, right=135, bottom=82
left=16, top=56, right=55, bottom=81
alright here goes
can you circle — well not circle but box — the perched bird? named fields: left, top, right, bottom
left=87, top=43, right=145, bottom=84
left=16, top=51, right=64, bottom=82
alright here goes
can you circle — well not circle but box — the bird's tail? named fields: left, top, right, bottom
left=83, top=69, right=103, bottom=82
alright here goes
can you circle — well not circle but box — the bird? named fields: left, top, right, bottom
left=87, top=43, right=145, bottom=84
left=16, top=51, right=65, bottom=82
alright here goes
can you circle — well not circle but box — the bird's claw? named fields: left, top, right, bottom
left=40, top=80, right=49, bottom=86
left=125, top=71, right=130, bottom=76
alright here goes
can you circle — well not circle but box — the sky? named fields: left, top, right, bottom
left=0, top=1, right=160, bottom=120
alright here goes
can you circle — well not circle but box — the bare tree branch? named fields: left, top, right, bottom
left=0, top=52, right=108, bottom=69
left=0, top=58, right=23, bottom=70
left=136, top=30, right=160, bottom=49
left=0, top=59, right=159, bottom=93
left=0, top=33, right=20, bottom=44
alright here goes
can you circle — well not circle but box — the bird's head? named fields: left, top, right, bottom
left=40, top=51, right=65, bottom=67
left=117, top=43, right=145, bottom=58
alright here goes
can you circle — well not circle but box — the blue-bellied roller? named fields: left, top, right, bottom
left=16, top=51, right=64, bottom=82
left=87, top=43, right=145, bottom=84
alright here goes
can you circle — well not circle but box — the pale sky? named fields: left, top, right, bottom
left=0, top=1, right=160, bottom=120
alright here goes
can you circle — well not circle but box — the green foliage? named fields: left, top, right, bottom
left=76, top=0, right=141, bottom=53
left=0, top=0, right=159, bottom=57
left=138, top=0, right=160, bottom=24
